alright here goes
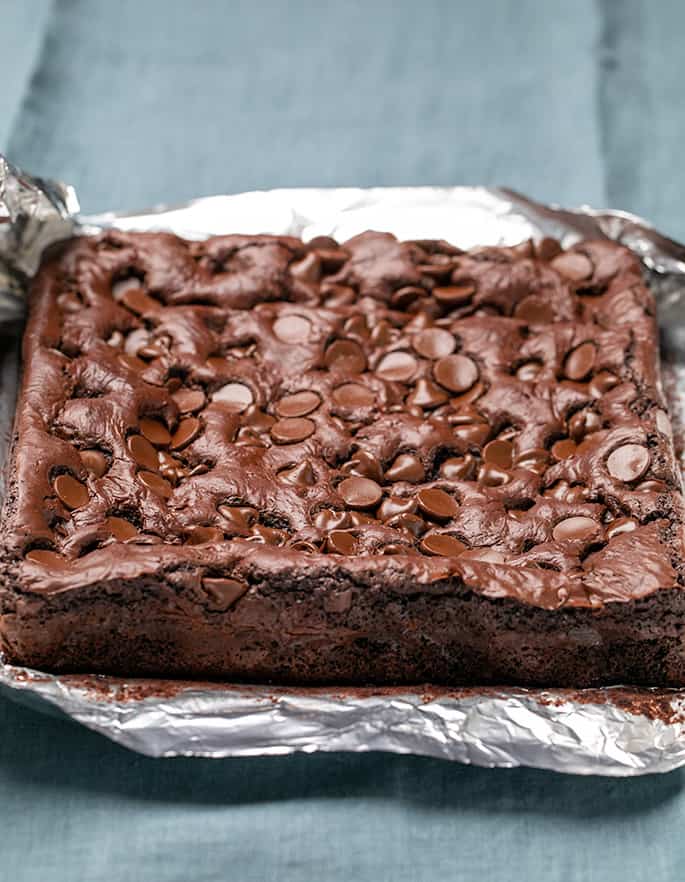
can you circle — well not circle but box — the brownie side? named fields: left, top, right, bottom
left=2, top=230, right=685, bottom=684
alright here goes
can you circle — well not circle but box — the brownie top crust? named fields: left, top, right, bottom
left=2, top=230, right=684, bottom=610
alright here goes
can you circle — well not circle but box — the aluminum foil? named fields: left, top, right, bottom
left=2, top=155, right=685, bottom=775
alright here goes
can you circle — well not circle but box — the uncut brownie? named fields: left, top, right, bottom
left=1, top=229, right=685, bottom=686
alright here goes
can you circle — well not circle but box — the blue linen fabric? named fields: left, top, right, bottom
left=3, top=1, right=685, bottom=880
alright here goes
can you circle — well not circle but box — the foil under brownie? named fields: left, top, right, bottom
left=2, top=154, right=685, bottom=775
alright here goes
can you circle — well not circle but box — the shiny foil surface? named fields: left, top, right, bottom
left=2, top=155, right=685, bottom=775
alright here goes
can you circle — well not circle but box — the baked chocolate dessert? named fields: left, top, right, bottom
left=1, top=230, right=684, bottom=685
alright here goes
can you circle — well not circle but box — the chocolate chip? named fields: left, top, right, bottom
left=563, top=342, right=596, bottom=381
left=588, top=371, right=619, bottom=398
left=551, top=438, right=577, bottom=461
left=248, top=525, right=288, bottom=546
left=170, top=417, right=201, bottom=450
left=338, top=476, right=383, bottom=509
left=120, top=288, right=160, bottom=316
left=53, top=474, right=89, bottom=510
left=606, top=517, right=638, bottom=539
left=187, top=526, right=224, bottom=545
left=382, top=543, right=417, bottom=555
left=172, top=388, right=206, bottom=414
left=450, top=379, right=486, bottom=407
left=270, top=417, right=316, bottom=444
left=385, top=453, right=425, bottom=483
left=378, top=496, right=418, bottom=520
left=440, top=455, right=476, bottom=480
left=552, top=516, right=599, bottom=542
left=534, top=237, right=562, bottom=261
left=278, top=461, right=316, bottom=486
left=568, top=409, right=602, bottom=440
left=289, top=253, right=321, bottom=282
left=516, top=361, right=542, bottom=381
left=138, top=471, right=173, bottom=498
left=514, top=296, right=555, bottom=324
left=341, top=450, right=383, bottom=482
left=273, top=315, right=311, bottom=343
left=314, top=509, right=351, bottom=530
left=551, top=251, right=593, bottom=282
left=636, top=480, right=668, bottom=493
left=324, top=340, right=366, bottom=373
left=139, top=417, right=171, bottom=447
left=416, top=488, right=458, bottom=520
left=432, top=285, right=475, bottom=305
left=514, top=448, right=549, bottom=474
left=213, top=383, right=254, bottom=412
left=201, top=577, right=249, bottom=610
left=276, top=391, right=321, bottom=418
left=79, top=449, right=108, bottom=478
left=106, top=516, right=138, bottom=541
left=420, top=533, right=466, bottom=557
left=607, top=444, right=650, bottom=482
left=385, top=512, right=426, bottom=536
left=326, top=530, right=357, bottom=555
left=118, top=353, right=147, bottom=373
left=483, top=439, right=513, bottom=469
left=452, top=422, right=490, bottom=446
left=376, top=351, right=418, bottom=383
left=343, top=315, right=370, bottom=339
left=391, top=286, right=426, bottom=309
left=332, top=383, right=376, bottom=408
left=290, top=540, right=321, bottom=553
left=217, top=505, right=257, bottom=531
left=478, top=462, right=511, bottom=487
left=433, top=354, right=479, bottom=393
left=412, top=328, right=456, bottom=359
left=406, top=378, right=448, bottom=409
left=25, top=549, right=66, bottom=567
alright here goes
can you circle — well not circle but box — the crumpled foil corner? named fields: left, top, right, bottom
left=2, top=155, right=685, bottom=775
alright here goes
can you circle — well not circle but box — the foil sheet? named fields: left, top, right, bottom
left=2, top=155, right=685, bottom=775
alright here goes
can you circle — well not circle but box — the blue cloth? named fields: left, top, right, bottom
left=3, top=1, right=685, bottom=879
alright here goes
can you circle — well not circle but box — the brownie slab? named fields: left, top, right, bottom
left=2, top=230, right=685, bottom=685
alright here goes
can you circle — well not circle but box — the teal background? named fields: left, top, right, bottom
left=3, top=1, right=685, bottom=879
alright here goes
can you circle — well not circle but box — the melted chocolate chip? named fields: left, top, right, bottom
left=552, top=516, right=599, bottom=542
left=564, top=342, right=597, bottom=381
left=172, top=388, right=206, bottom=414
left=416, top=488, right=458, bottom=520
left=420, top=533, right=466, bottom=557
left=338, top=477, right=383, bottom=509
left=376, top=351, right=418, bottom=383
left=107, top=516, right=138, bottom=541
left=384, top=453, right=425, bottom=483
left=551, top=251, right=593, bottom=281
left=326, top=530, right=357, bottom=554
left=325, top=340, right=366, bottom=373
left=341, top=451, right=383, bottom=482
left=551, top=438, right=577, bottom=461
left=139, top=417, right=171, bottom=447
left=25, top=549, right=66, bottom=567
left=432, top=284, right=475, bottom=305
left=170, top=417, right=201, bottom=450
left=79, top=449, right=108, bottom=478
left=213, top=383, right=254, bottom=412
left=332, top=383, right=375, bottom=408
left=412, top=328, right=456, bottom=359
left=433, top=354, right=479, bottom=393
left=607, top=444, right=650, bottom=482
left=276, top=391, right=321, bottom=418
left=138, top=471, right=173, bottom=498
left=483, top=439, right=513, bottom=469
left=273, top=315, right=311, bottom=343
left=53, top=474, right=89, bottom=510
left=270, top=417, right=316, bottom=444
left=187, top=526, right=224, bottom=545
left=514, top=296, right=555, bottom=324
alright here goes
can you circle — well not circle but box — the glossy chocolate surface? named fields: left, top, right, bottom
left=2, top=231, right=685, bottom=685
